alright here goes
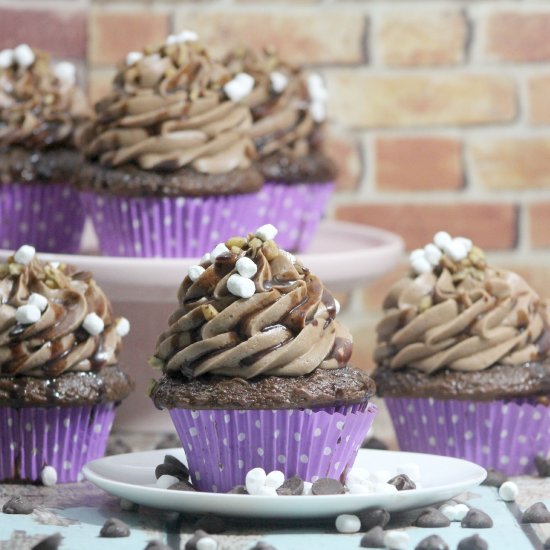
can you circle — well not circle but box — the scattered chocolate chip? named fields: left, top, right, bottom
left=521, top=502, right=550, bottom=523
left=360, top=526, right=385, bottom=548
left=544, top=537, right=550, bottom=550
left=144, top=542, right=171, bottom=550
left=185, top=530, right=209, bottom=550
left=457, top=534, right=489, bottom=550
left=535, top=455, right=550, bottom=477
left=414, top=507, right=451, bottom=528
left=155, top=454, right=190, bottom=481
left=277, top=476, right=304, bottom=496
left=460, top=508, right=493, bottom=528
left=99, top=517, right=131, bottom=538
left=169, top=481, right=196, bottom=492
left=2, top=496, right=34, bottom=514
left=357, top=508, right=390, bottom=531
left=311, top=477, right=345, bottom=495
left=193, top=514, right=227, bottom=534
left=106, top=437, right=132, bottom=456
left=250, top=542, right=277, bottom=550
left=415, top=534, right=449, bottom=550
left=31, top=533, right=62, bottom=550
left=227, top=485, right=248, bottom=494
left=155, top=433, right=180, bottom=450
left=387, top=474, right=416, bottom=491
left=362, top=437, right=389, bottom=450
left=481, top=468, right=508, bottom=488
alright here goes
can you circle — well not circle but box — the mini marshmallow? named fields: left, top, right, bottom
left=397, top=463, right=421, bottom=483
left=224, top=73, right=255, bottom=102
left=126, top=51, right=143, bottom=66
left=0, top=49, right=14, bottom=69
left=14, top=44, right=35, bottom=68
left=440, top=502, right=469, bottom=521
left=201, top=253, right=212, bottom=265
left=302, top=481, right=313, bottom=495
left=410, top=249, right=425, bottom=261
left=188, top=264, right=205, bottom=282
left=265, top=470, right=285, bottom=489
left=335, top=514, right=361, bottom=534
left=82, top=313, right=105, bottom=336
left=424, top=243, right=442, bottom=267
left=258, top=485, right=278, bottom=496
left=166, top=30, right=198, bottom=45
left=54, top=61, right=76, bottom=86
left=15, top=304, right=41, bottom=325
left=454, top=236, right=473, bottom=253
left=246, top=467, right=267, bottom=495
left=28, top=293, right=48, bottom=312
left=346, top=467, right=370, bottom=486
left=156, top=474, right=179, bottom=489
left=384, top=530, right=410, bottom=550
left=255, top=224, right=278, bottom=241
left=210, top=243, right=230, bottom=263
left=41, top=465, right=58, bottom=487
left=14, top=244, right=35, bottom=265
left=499, top=481, right=519, bottom=502
left=236, top=257, right=257, bottom=279
left=411, top=256, right=432, bottom=275
left=307, top=73, right=328, bottom=101
left=270, top=71, right=288, bottom=93
left=444, top=239, right=468, bottom=262
left=334, top=298, right=341, bottom=315
left=309, top=100, right=326, bottom=123
left=50, top=261, right=60, bottom=269
left=373, top=482, right=398, bottom=494
left=227, top=274, right=256, bottom=299
left=196, top=538, right=218, bottom=550
left=347, top=480, right=374, bottom=494
left=370, top=470, right=392, bottom=483
left=116, top=317, right=131, bottom=337
left=433, top=231, right=452, bottom=249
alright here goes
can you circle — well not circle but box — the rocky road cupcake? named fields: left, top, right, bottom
left=374, top=231, right=550, bottom=475
left=0, top=245, right=132, bottom=483
left=0, top=45, right=89, bottom=253
left=149, top=224, right=376, bottom=492
left=224, top=47, right=336, bottom=252
left=77, top=34, right=264, bottom=258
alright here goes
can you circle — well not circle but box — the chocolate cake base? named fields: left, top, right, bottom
left=257, top=151, right=336, bottom=183
left=151, top=366, right=375, bottom=410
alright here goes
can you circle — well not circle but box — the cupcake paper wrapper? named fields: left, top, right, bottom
left=385, top=397, right=550, bottom=475
left=255, top=182, right=334, bottom=252
left=169, top=402, right=377, bottom=493
left=0, top=403, right=115, bottom=483
left=0, top=182, right=85, bottom=253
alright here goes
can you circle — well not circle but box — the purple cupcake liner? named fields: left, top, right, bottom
left=169, top=402, right=377, bottom=493
left=0, top=403, right=115, bottom=483
left=385, top=397, right=550, bottom=475
left=81, top=192, right=265, bottom=258
left=254, top=182, right=334, bottom=252
left=0, top=182, right=85, bottom=253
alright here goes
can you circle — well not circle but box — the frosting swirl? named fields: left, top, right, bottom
left=152, top=229, right=351, bottom=379
left=0, top=46, right=89, bottom=150
left=0, top=248, right=128, bottom=378
left=375, top=237, right=549, bottom=374
left=79, top=41, right=257, bottom=175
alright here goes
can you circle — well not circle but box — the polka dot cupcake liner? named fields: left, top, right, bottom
left=255, top=182, right=334, bottom=252
left=0, top=403, right=115, bottom=483
left=0, top=182, right=85, bottom=253
left=169, top=402, right=377, bottom=493
left=385, top=397, right=550, bottom=475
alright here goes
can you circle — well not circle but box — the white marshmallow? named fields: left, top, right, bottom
left=50, top=261, right=60, bottom=269
left=397, top=463, right=421, bottom=483
left=410, top=248, right=425, bottom=261
left=370, top=470, right=392, bottom=483
left=335, top=514, right=361, bottom=534
left=54, top=61, right=76, bottom=86
left=454, top=236, right=473, bottom=253
left=302, top=481, right=313, bottom=495
left=265, top=470, right=285, bottom=489
left=347, top=480, right=374, bottom=494
left=15, top=304, right=41, bottom=324
left=499, top=481, right=519, bottom=502
left=384, top=530, right=410, bottom=550
left=14, top=44, right=35, bottom=68
left=334, top=298, right=341, bottom=315
left=28, top=293, right=48, bottom=312
left=188, top=264, right=205, bottom=282
left=224, top=73, right=255, bottom=102
left=156, top=474, right=179, bottom=489
left=424, top=243, right=442, bottom=267
left=0, top=49, right=14, bottom=69
left=196, top=538, right=218, bottom=550
left=270, top=71, right=288, bottom=93
left=236, top=257, right=258, bottom=279
left=255, top=224, right=278, bottom=241
left=280, top=250, right=296, bottom=264
left=227, top=274, right=256, bottom=299
left=210, top=243, right=230, bottom=263
left=14, top=244, right=35, bottom=265
left=440, top=502, right=469, bottom=521
left=82, top=313, right=105, bottom=336
left=258, top=485, right=278, bottom=496
left=116, top=317, right=131, bottom=337
left=126, top=51, right=143, bottom=66
left=373, top=482, right=398, bottom=494
left=200, top=253, right=211, bottom=265
left=166, top=30, right=198, bottom=45
left=433, top=231, right=452, bottom=249
left=307, top=73, right=328, bottom=101
left=41, top=465, right=58, bottom=487
left=411, top=256, right=432, bottom=275
left=346, top=467, right=370, bottom=486
left=245, top=467, right=267, bottom=495
left=309, top=100, right=326, bottom=122
left=444, top=239, right=468, bottom=262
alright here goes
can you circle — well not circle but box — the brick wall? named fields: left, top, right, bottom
left=3, top=0, right=550, bottom=372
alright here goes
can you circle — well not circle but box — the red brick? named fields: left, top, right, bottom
left=174, top=11, right=366, bottom=64
left=528, top=76, right=550, bottom=125
left=379, top=11, right=467, bottom=67
left=334, top=203, right=517, bottom=251
left=0, top=9, right=86, bottom=60
left=326, top=72, right=516, bottom=128
left=470, top=139, right=550, bottom=189
left=376, top=137, right=462, bottom=191
left=324, top=127, right=363, bottom=191
left=529, top=203, right=550, bottom=248
left=89, top=10, right=170, bottom=65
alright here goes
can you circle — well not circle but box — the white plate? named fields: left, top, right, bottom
left=83, top=448, right=486, bottom=518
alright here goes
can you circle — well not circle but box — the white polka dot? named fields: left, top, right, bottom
left=73, top=434, right=78, bottom=443
left=437, top=416, right=445, bottom=425
left=398, top=415, right=405, bottom=425
left=209, top=414, right=215, bottom=422
left=428, top=436, right=436, bottom=447
left=533, top=411, right=542, bottom=420
left=120, top=201, right=128, bottom=212
left=53, top=444, right=59, bottom=453
left=176, top=197, right=186, bottom=207
left=224, top=414, right=230, bottom=423
left=132, top=219, right=141, bottom=229
left=191, top=411, right=200, bottom=419
left=484, top=419, right=492, bottom=428
left=345, top=435, right=350, bottom=443
left=482, top=445, right=490, bottom=455
left=189, top=427, right=198, bottom=437
left=294, top=432, right=301, bottom=442
left=212, top=484, right=217, bottom=492
left=518, top=435, right=527, bottom=444
left=464, top=431, right=473, bottom=440
left=134, top=242, right=142, bottom=253
left=255, top=420, right=261, bottom=428
left=313, top=428, right=322, bottom=437
left=164, top=215, right=172, bottom=226
left=300, top=454, right=309, bottom=463
left=519, top=409, right=525, bottom=419
left=32, top=202, right=41, bottom=213
left=502, top=405, right=509, bottom=414
left=201, top=215, right=211, bottom=225
left=240, top=411, right=247, bottom=415
left=205, top=438, right=210, bottom=446
left=406, top=403, right=414, bottom=413
left=9, top=442, right=16, bottom=451
left=412, top=429, right=419, bottom=437
left=336, top=421, right=345, bottom=430
left=451, top=415, right=459, bottom=424
left=274, top=430, right=280, bottom=439
left=257, top=448, right=264, bottom=456
left=278, top=455, right=286, bottom=464
left=447, top=437, right=455, bottom=446
left=7, top=418, right=12, bottom=427
left=304, top=409, right=313, bottom=415
left=334, top=462, right=340, bottom=470
left=238, top=460, right=244, bottom=469
left=93, top=424, right=102, bottom=434
left=428, top=398, right=435, bottom=406
left=520, top=456, right=529, bottom=466
left=500, top=429, right=509, bottom=439
left=500, top=456, right=510, bottom=465
left=421, top=415, right=428, bottom=425
left=223, top=438, right=228, bottom=447
left=195, top=471, right=201, bottom=480
left=238, top=433, right=246, bottom=442
left=63, top=461, right=72, bottom=470
left=62, top=188, right=71, bottom=198
left=25, top=422, right=32, bottom=432
left=14, top=202, right=22, bottom=211
left=82, top=444, right=88, bottom=453
left=63, top=418, right=70, bottom=428
left=187, top=443, right=193, bottom=451
left=323, top=447, right=332, bottom=456
left=32, top=448, right=38, bottom=456
left=468, top=403, right=476, bottom=413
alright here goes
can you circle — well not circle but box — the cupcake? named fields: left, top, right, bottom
left=0, top=45, right=89, bottom=253
left=76, top=34, right=264, bottom=258
left=0, top=244, right=132, bottom=483
left=149, top=224, right=376, bottom=492
left=374, top=231, right=550, bottom=475
left=224, top=47, right=336, bottom=252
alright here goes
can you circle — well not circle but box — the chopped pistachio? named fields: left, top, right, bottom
left=262, top=239, right=279, bottom=261
left=248, top=237, right=263, bottom=250
left=226, top=236, right=247, bottom=249
left=146, top=378, right=158, bottom=397
left=419, top=295, right=433, bottom=312
left=8, top=263, right=23, bottom=276
left=201, top=304, right=218, bottom=321
left=148, top=356, right=165, bottom=370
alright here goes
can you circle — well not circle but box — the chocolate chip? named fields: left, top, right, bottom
left=250, top=542, right=277, bottom=550
left=193, top=514, right=227, bottom=534
left=169, top=481, right=196, bottom=492
left=31, top=534, right=63, bottom=550
left=106, top=437, right=132, bottom=456
left=277, top=476, right=304, bottom=496
left=360, top=526, right=385, bottom=548
left=460, top=508, right=493, bottom=528
left=544, top=537, right=550, bottom=550
left=414, top=507, right=451, bottom=528
left=387, top=474, right=416, bottom=491
left=155, top=433, right=180, bottom=450
left=522, top=502, right=550, bottom=523
left=99, top=517, right=131, bottom=537
left=2, top=496, right=34, bottom=514
left=415, top=535, right=449, bottom=550
left=155, top=454, right=190, bottom=481
left=227, top=485, right=248, bottom=494
left=185, top=530, right=209, bottom=550
left=535, top=455, right=550, bottom=477
left=457, top=534, right=489, bottom=550
left=362, top=437, right=389, bottom=450
left=481, top=468, right=508, bottom=488
left=144, top=542, right=171, bottom=550
left=357, top=508, right=390, bottom=531
left=311, top=478, right=345, bottom=495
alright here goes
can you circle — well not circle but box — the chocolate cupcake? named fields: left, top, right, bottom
left=0, top=46, right=89, bottom=253
left=224, top=47, right=336, bottom=252
left=0, top=245, right=132, bottom=483
left=149, top=224, right=376, bottom=492
left=374, top=231, right=550, bottom=474
left=76, top=34, right=264, bottom=258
